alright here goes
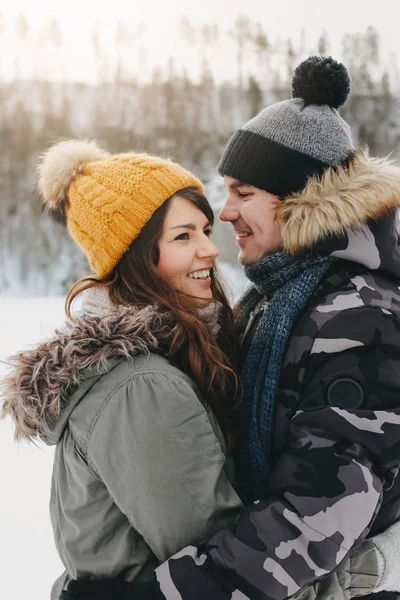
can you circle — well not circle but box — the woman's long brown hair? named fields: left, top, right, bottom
left=66, top=187, right=238, bottom=450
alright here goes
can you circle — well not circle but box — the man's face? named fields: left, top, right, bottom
left=219, top=176, right=283, bottom=265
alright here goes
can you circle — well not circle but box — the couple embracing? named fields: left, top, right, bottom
left=3, top=57, right=400, bottom=600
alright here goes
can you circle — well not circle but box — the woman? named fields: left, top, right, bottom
left=1, top=140, right=398, bottom=600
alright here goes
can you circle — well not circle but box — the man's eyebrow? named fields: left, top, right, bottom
left=227, top=181, right=252, bottom=190
left=169, top=221, right=212, bottom=230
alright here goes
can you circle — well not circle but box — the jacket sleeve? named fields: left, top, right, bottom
left=153, top=306, right=400, bottom=600
left=88, top=369, right=243, bottom=563
left=287, top=539, right=380, bottom=600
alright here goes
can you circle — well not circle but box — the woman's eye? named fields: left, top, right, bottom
left=204, top=228, right=212, bottom=237
left=175, top=232, right=189, bottom=241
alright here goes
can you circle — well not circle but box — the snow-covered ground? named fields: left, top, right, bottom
left=0, top=298, right=66, bottom=600
left=0, top=265, right=247, bottom=600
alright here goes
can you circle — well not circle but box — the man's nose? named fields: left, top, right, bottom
left=219, top=196, right=239, bottom=222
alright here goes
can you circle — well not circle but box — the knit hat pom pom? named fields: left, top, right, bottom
left=291, top=56, right=350, bottom=109
left=37, top=139, right=109, bottom=214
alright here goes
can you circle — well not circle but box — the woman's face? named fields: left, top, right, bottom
left=157, top=195, right=219, bottom=305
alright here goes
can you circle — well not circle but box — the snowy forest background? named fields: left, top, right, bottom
left=1, top=15, right=400, bottom=296
left=1, top=8, right=400, bottom=600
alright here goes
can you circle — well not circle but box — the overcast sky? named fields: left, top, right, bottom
left=1, top=0, right=399, bottom=82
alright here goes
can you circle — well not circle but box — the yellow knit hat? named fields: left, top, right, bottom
left=37, top=139, right=204, bottom=278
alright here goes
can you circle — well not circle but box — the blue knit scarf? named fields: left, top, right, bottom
left=236, top=252, right=336, bottom=503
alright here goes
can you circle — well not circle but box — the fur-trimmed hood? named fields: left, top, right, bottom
left=1, top=300, right=179, bottom=443
left=277, top=149, right=400, bottom=277
left=1, top=290, right=222, bottom=443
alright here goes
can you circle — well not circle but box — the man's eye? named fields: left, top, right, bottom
left=237, top=192, right=251, bottom=198
left=175, top=232, right=189, bottom=241
left=204, top=228, right=212, bottom=237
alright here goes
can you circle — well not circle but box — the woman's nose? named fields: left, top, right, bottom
left=197, top=237, right=219, bottom=259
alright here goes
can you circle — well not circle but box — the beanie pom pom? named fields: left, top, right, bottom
left=37, top=139, right=109, bottom=219
left=291, top=56, right=350, bottom=109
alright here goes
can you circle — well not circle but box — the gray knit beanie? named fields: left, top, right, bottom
left=218, top=56, right=354, bottom=198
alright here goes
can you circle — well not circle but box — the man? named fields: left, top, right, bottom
left=66, top=56, right=400, bottom=600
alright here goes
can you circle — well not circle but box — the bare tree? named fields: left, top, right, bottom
left=254, top=22, right=269, bottom=82
left=247, top=75, right=263, bottom=117
left=15, top=11, right=29, bottom=40
left=229, top=14, right=253, bottom=89
left=179, top=16, right=197, bottom=45
left=317, top=31, right=330, bottom=55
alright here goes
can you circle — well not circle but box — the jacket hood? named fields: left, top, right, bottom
left=1, top=288, right=222, bottom=443
left=1, top=299, right=177, bottom=443
left=277, top=149, right=400, bottom=278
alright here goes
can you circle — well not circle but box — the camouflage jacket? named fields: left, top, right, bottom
left=153, top=150, right=400, bottom=600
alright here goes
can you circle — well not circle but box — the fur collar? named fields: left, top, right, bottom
left=277, top=149, right=400, bottom=254
left=2, top=293, right=222, bottom=442
left=1, top=303, right=177, bottom=441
